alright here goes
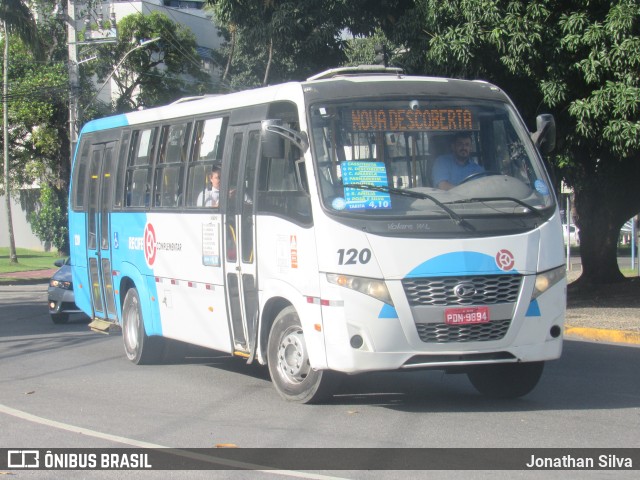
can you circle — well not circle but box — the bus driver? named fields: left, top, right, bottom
left=432, top=131, right=484, bottom=190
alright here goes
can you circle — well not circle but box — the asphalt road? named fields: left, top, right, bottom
left=1, top=284, right=639, bottom=479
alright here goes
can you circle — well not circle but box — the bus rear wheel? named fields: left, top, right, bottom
left=122, top=288, right=163, bottom=365
left=267, top=306, right=338, bottom=403
left=467, top=361, right=544, bottom=398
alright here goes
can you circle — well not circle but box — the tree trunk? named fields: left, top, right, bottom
left=576, top=208, right=625, bottom=286
left=2, top=20, right=18, bottom=263
left=262, top=36, right=273, bottom=86
left=222, top=25, right=236, bottom=83
left=572, top=157, right=640, bottom=287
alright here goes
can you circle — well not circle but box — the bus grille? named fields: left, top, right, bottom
left=402, top=275, right=522, bottom=307
left=416, top=319, right=511, bottom=343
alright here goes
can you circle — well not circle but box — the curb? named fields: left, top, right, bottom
left=0, top=269, right=57, bottom=286
left=565, top=325, right=640, bottom=345
left=0, top=278, right=51, bottom=286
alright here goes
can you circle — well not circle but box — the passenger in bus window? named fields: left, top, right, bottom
left=196, top=166, right=221, bottom=207
left=432, top=131, right=484, bottom=190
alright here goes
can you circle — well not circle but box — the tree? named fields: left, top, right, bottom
left=90, top=12, right=211, bottom=114
left=343, top=28, right=400, bottom=67
left=208, top=0, right=353, bottom=87
left=1, top=0, right=43, bottom=263
left=4, top=39, right=68, bottom=183
left=28, top=183, right=68, bottom=254
left=205, top=1, right=640, bottom=287
left=371, top=0, right=640, bottom=287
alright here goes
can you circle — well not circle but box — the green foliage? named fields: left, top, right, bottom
left=0, top=0, right=43, bottom=58
left=371, top=0, right=640, bottom=284
left=209, top=0, right=358, bottom=86
left=91, top=12, right=211, bottom=112
left=344, top=29, right=400, bottom=67
left=0, top=37, right=68, bottom=194
left=28, top=183, right=69, bottom=254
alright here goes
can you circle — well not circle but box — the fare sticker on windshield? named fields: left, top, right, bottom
left=341, top=161, right=391, bottom=210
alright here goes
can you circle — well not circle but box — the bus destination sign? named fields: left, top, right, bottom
left=349, top=108, right=475, bottom=133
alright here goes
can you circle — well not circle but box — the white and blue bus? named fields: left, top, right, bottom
left=69, top=66, right=565, bottom=403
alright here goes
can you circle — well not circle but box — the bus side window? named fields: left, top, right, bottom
left=72, top=140, right=91, bottom=211
left=153, top=122, right=191, bottom=208
left=125, top=127, right=156, bottom=208
left=257, top=142, right=312, bottom=226
left=113, top=130, right=131, bottom=209
left=186, top=116, right=228, bottom=207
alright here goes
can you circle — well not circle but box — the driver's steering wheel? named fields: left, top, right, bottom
left=459, top=170, right=498, bottom=185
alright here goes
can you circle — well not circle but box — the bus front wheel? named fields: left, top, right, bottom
left=122, top=288, right=163, bottom=365
left=467, top=361, right=544, bottom=398
left=267, top=306, right=338, bottom=403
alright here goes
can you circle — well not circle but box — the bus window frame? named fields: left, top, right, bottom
left=124, top=126, right=159, bottom=209
left=72, top=138, right=92, bottom=212
left=151, top=121, right=192, bottom=209
left=186, top=115, right=229, bottom=209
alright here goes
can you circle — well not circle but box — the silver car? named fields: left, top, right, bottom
left=47, top=258, right=85, bottom=324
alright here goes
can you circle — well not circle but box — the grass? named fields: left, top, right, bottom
left=566, top=245, right=638, bottom=257
left=621, top=268, right=640, bottom=278
left=0, top=248, right=62, bottom=274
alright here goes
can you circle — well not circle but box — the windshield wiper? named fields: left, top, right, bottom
left=444, top=197, right=543, bottom=217
left=345, top=183, right=476, bottom=231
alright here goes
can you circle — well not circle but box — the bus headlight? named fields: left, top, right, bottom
left=531, top=266, right=565, bottom=300
left=327, top=274, right=393, bottom=306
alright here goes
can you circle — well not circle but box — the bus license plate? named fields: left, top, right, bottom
left=444, top=307, right=490, bottom=325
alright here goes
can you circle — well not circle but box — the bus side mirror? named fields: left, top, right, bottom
left=261, top=119, right=309, bottom=157
left=262, top=120, right=285, bottom=158
left=532, top=114, right=556, bottom=154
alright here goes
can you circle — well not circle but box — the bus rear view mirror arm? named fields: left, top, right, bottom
left=262, top=119, right=309, bottom=155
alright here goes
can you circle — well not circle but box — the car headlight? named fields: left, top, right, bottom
left=327, top=273, right=393, bottom=305
left=50, top=279, right=72, bottom=290
left=531, top=265, right=565, bottom=300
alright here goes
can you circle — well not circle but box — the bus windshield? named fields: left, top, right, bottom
left=309, top=98, right=555, bottom=225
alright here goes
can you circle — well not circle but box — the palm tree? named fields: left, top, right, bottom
left=1, top=0, right=42, bottom=263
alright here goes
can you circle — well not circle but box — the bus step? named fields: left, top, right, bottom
left=88, top=318, right=120, bottom=335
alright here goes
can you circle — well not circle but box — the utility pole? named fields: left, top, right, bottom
left=65, top=1, right=118, bottom=166
left=67, top=0, right=79, bottom=168
left=3, top=20, right=17, bottom=263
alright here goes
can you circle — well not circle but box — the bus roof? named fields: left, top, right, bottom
left=80, top=67, right=507, bottom=135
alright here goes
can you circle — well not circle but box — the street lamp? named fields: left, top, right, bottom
left=84, top=37, right=161, bottom=114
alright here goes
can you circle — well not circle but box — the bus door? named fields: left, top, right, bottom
left=223, top=125, right=260, bottom=356
left=86, top=141, right=118, bottom=321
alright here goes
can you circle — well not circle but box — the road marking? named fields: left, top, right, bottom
left=0, top=403, right=347, bottom=479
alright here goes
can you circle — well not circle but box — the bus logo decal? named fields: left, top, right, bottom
left=495, top=249, right=515, bottom=271
left=144, top=223, right=157, bottom=267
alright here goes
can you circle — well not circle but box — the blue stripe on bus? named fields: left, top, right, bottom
left=80, top=114, right=130, bottom=134
left=406, top=251, right=518, bottom=277
left=525, top=299, right=541, bottom=317
left=378, top=304, right=398, bottom=319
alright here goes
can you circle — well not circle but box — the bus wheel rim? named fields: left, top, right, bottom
left=125, top=301, right=139, bottom=351
left=277, top=326, right=310, bottom=384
